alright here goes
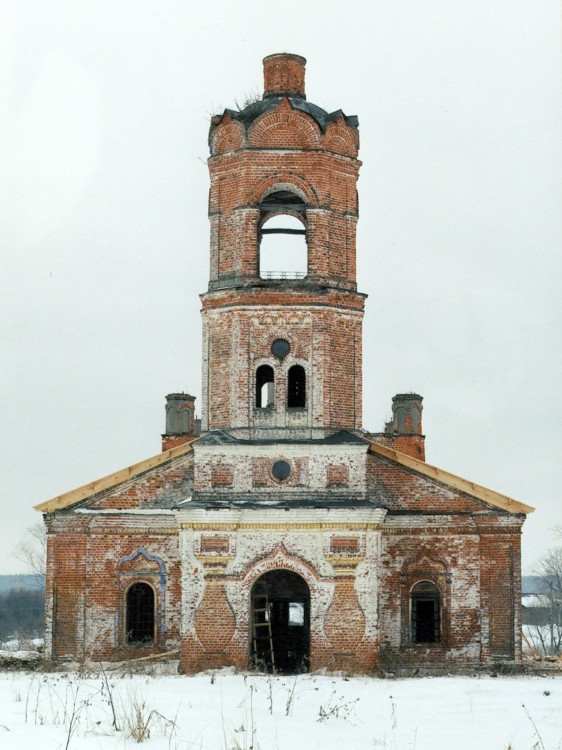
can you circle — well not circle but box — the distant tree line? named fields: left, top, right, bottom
left=524, top=545, right=562, bottom=656
left=0, top=588, right=45, bottom=640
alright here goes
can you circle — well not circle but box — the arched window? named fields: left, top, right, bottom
left=287, top=365, right=306, bottom=408
left=258, top=191, right=307, bottom=279
left=411, top=581, right=440, bottom=643
left=126, top=582, right=155, bottom=643
left=256, top=365, right=275, bottom=408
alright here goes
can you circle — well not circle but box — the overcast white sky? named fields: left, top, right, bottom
left=1, top=0, right=561, bottom=575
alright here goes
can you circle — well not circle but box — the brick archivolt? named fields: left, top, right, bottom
left=248, top=100, right=323, bottom=149
left=253, top=179, right=313, bottom=206
left=224, top=543, right=333, bottom=648
left=209, top=99, right=358, bottom=158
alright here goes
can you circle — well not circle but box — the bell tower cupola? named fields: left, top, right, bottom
left=201, top=54, right=365, bottom=439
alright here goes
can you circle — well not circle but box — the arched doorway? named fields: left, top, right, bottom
left=250, top=570, right=310, bottom=674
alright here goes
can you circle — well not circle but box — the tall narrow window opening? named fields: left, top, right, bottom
left=256, top=365, right=275, bottom=408
left=126, top=582, right=155, bottom=643
left=287, top=365, right=306, bottom=408
left=411, top=581, right=440, bottom=643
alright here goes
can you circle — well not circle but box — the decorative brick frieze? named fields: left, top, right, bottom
left=199, top=535, right=230, bottom=554
left=330, top=536, right=359, bottom=554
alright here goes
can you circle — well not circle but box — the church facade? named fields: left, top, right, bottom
left=36, top=54, right=532, bottom=674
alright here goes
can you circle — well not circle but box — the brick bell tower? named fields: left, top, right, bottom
left=200, top=53, right=364, bottom=438
left=179, top=55, right=376, bottom=674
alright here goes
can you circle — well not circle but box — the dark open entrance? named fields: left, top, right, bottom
left=250, top=570, right=310, bottom=674
left=411, top=581, right=440, bottom=643
left=126, top=582, right=155, bottom=643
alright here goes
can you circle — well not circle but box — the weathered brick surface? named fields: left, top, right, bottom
left=193, top=442, right=368, bottom=498
left=367, top=452, right=489, bottom=513
left=42, top=54, right=528, bottom=674
left=87, top=453, right=194, bottom=510
left=326, top=464, right=349, bottom=486
left=44, top=497, right=184, bottom=660
left=161, top=434, right=196, bottom=452
left=371, top=433, right=426, bottom=460
left=263, top=53, right=307, bottom=99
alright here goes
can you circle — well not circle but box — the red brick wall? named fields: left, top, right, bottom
left=45, top=512, right=182, bottom=661
left=478, top=525, right=522, bottom=661
left=207, top=150, right=359, bottom=288
left=47, top=528, right=88, bottom=659
left=201, top=90, right=363, bottom=435
left=263, top=54, right=306, bottom=98
left=367, top=453, right=487, bottom=513
left=372, top=434, right=426, bottom=461
left=161, top=434, right=196, bottom=452
left=326, top=465, right=349, bottom=486
left=87, top=453, right=193, bottom=510
left=201, top=302, right=364, bottom=432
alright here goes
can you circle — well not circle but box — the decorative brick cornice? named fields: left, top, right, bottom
left=179, top=522, right=383, bottom=531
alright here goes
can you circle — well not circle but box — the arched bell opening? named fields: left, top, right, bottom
left=258, top=190, right=307, bottom=280
left=250, top=569, right=310, bottom=674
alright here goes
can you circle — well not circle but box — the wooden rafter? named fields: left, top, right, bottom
left=368, top=440, right=534, bottom=515
left=34, top=439, right=196, bottom=514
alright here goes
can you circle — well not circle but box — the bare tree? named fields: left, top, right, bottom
left=13, top=522, right=46, bottom=588
left=525, top=546, right=562, bottom=656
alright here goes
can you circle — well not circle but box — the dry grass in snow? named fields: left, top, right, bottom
left=0, top=668, right=561, bottom=749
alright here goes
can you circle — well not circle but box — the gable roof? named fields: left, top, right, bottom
left=34, top=439, right=196, bottom=514
left=33, top=434, right=533, bottom=516
left=368, top=441, right=534, bottom=515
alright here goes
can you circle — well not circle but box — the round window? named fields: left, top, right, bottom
left=272, top=460, right=291, bottom=481
left=271, top=339, right=290, bottom=359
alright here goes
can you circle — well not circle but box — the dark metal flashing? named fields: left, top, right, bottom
left=179, top=494, right=377, bottom=510
left=195, top=429, right=369, bottom=447
left=205, top=276, right=363, bottom=295
left=209, top=96, right=358, bottom=146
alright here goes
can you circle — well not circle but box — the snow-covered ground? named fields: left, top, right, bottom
left=0, top=668, right=561, bottom=750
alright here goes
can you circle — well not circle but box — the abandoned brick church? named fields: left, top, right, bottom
left=36, top=54, right=533, bottom=673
